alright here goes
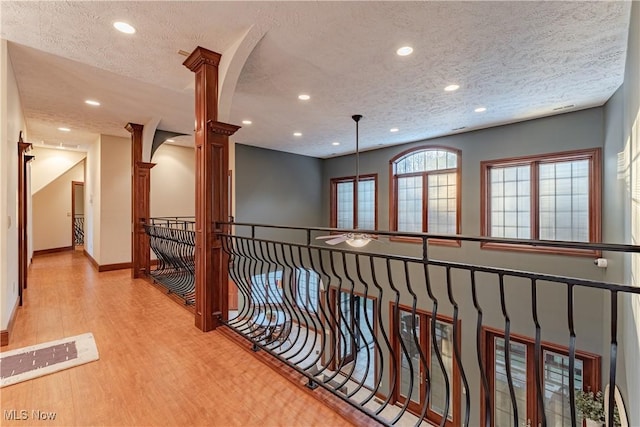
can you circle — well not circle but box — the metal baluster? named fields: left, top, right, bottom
left=531, top=279, right=546, bottom=427
left=567, top=283, right=577, bottom=427
left=471, top=269, right=491, bottom=427
left=446, top=267, right=470, bottom=427
left=499, top=273, right=519, bottom=427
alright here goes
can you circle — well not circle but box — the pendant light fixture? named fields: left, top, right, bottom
left=317, top=115, right=373, bottom=247
left=344, top=114, right=372, bottom=248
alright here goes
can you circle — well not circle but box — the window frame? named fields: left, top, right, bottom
left=480, top=148, right=602, bottom=256
left=481, top=326, right=601, bottom=427
left=294, top=267, right=321, bottom=312
left=250, top=270, right=284, bottom=305
left=330, top=173, right=378, bottom=230
left=389, top=146, right=462, bottom=246
left=390, top=302, right=461, bottom=426
left=327, top=288, right=379, bottom=390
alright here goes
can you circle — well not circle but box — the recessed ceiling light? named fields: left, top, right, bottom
left=390, top=128, right=399, bottom=132
left=85, top=99, right=100, bottom=106
left=396, top=46, right=413, bottom=56
left=298, top=94, right=310, bottom=101
left=58, top=127, right=70, bottom=132
left=444, top=84, right=460, bottom=92
left=474, top=107, right=487, bottom=113
left=166, top=139, right=175, bottom=143
left=293, top=132, right=302, bottom=137
left=242, top=120, right=252, bottom=125
left=113, top=21, right=136, bottom=34
left=332, top=142, right=340, bottom=146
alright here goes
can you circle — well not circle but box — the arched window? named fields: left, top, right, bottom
left=390, top=146, right=461, bottom=239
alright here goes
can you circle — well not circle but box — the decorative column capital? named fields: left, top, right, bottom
left=125, top=123, right=144, bottom=134
left=18, top=131, right=32, bottom=154
left=183, top=47, right=221, bottom=72
left=136, top=161, right=156, bottom=170
left=207, top=121, right=241, bottom=136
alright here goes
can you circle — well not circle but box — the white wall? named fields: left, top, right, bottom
left=621, top=1, right=640, bottom=424
left=0, top=39, right=26, bottom=330
left=99, top=134, right=131, bottom=265
left=150, top=144, right=195, bottom=217
left=32, top=161, right=84, bottom=251
left=30, top=147, right=86, bottom=195
left=84, top=137, right=101, bottom=262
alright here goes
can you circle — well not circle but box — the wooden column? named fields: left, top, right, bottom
left=126, top=123, right=155, bottom=279
left=184, top=47, right=240, bottom=331
left=18, top=133, right=32, bottom=298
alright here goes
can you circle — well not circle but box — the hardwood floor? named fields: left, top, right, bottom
left=0, top=252, right=354, bottom=426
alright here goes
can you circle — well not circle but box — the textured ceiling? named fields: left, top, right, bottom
left=0, top=1, right=632, bottom=158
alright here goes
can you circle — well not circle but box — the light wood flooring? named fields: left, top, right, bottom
left=0, top=251, right=354, bottom=427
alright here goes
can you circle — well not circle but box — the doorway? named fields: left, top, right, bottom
left=71, top=181, right=84, bottom=250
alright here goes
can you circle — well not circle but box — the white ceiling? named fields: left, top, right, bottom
left=1, top=1, right=632, bottom=158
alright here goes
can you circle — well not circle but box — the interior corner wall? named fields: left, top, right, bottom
left=99, top=134, right=131, bottom=266
left=32, top=161, right=84, bottom=251
left=29, top=147, right=86, bottom=195
left=150, top=144, right=195, bottom=217
left=0, top=39, right=26, bottom=330
left=235, top=144, right=324, bottom=228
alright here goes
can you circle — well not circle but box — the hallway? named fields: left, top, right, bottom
left=0, top=251, right=353, bottom=426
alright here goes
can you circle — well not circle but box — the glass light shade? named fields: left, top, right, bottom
left=345, top=234, right=371, bottom=248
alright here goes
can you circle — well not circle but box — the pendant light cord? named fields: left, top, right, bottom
left=352, top=114, right=362, bottom=231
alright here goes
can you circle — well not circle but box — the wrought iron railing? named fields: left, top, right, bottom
left=73, top=214, right=84, bottom=245
left=144, top=217, right=196, bottom=305
left=219, top=222, right=639, bottom=427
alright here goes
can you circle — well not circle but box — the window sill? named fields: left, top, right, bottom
left=480, top=242, right=602, bottom=258
left=389, top=236, right=461, bottom=247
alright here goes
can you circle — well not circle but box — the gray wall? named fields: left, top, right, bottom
left=323, top=107, right=608, bottom=277
left=236, top=143, right=324, bottom=228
